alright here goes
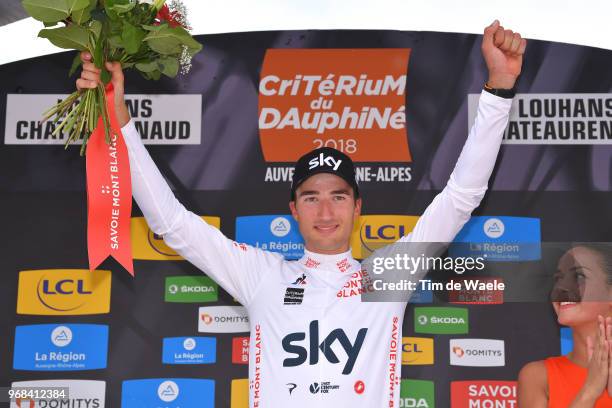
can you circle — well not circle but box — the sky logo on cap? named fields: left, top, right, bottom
left=13, top=324, right=108, bottom=371
left=121, top=378, right=214, bottom=407
left=17, top=269, right=111, bottom=315
left=450, top=216, right=541, bottom=261
left=131, top=216, right=221, bottom=260
left=162, top=337, right=216, bottom=364
left=414, top=307, right=469, bottom=334
left=236, top=215, right=304, bottom=259
left=400, top=379, right=435, bottom=408
left=308, top=152, right=342, bottom=170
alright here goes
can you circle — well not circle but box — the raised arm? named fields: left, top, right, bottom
left=400, top=20, right=526, bottom=244
left=77, top=53, right=282, bottom=306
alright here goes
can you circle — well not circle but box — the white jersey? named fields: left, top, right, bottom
left=121, top=90, right=512, bottom=407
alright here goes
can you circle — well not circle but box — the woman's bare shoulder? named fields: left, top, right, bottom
left=518, top=360, right=548, bottom=407
left=519, top=359, right=548, bottom=379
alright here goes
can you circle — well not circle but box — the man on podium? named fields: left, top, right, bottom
left=78, top=20, right=525, bottom=407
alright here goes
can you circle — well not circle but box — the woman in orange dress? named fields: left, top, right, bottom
left=518, top=244, right=612, bottom=407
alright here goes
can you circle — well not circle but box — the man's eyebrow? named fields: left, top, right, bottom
left=298, top=190, right=319, bottom=197
left=331, top=189, right=351, bottom=195
left=569, top=266, right=591, bottom=272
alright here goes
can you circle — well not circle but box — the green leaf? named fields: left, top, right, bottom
left=171, top=26, right=202, bottom=56
left=66, top=0, right=89, bottom=12
left=158, top=57, right=178, bottom=77
left=38, top=24, right=90, bottom=51
left=71, top=7, right=91, bottom=24
left=121, top=22, right=146, bottom=55
left=89, top=19, right=102, bottom=39
left=103, top=0, right=129, bottom=20
left=145, top=70, right=162, bottom=80
left=111, top=2, right=136, bottom=14
left=142, top=24, right=164, bottom=32
left=135, top=60, right=158, bottom=73
left=108, top=35, right=123, bottom=48
left=144, top=25, right=202, bottom=56
left=101, top=68, right=111, bottom=84
left=71, top=0, right=96, bottom=25
left=21, top=0, right=69, bottom=23
left=68, top=51, right=82, bottom=77
left=93, top=33, right=103, bottom=68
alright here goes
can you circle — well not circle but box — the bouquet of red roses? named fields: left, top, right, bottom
left=22, top=0, right=202, bottom=154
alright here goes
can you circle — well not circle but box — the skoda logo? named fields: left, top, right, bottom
left=418, top=315, right=428, bottom=325
left=168, top=284, right=178, bottom=294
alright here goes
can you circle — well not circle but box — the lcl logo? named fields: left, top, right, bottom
left=363, top=224, right=406, bottom=241
left=39, top=279, right=92, bottom=295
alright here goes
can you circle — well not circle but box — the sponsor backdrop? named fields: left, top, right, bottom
left=1, top=30, right=611, bottom=407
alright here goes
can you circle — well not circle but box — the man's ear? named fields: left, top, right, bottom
left=289, top=200, right=298, bottom=221
left=354, top=197, right=362, bottom=218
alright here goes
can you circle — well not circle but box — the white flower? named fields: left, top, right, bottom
left=179, top=45, right=193, bottom=75
left=169, top=0, right=192, bottom=30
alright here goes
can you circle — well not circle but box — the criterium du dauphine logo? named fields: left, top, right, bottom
left=270, top=217, right=291, bottom=237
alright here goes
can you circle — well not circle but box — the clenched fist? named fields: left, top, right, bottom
left=482, top=20, right=527, bottom=90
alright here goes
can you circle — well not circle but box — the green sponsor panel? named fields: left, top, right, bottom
left=400, top=379, right=435, bottom=408
left=414, top=307, right=468, bottom=334
left=165, top=276, right=219, bottom=303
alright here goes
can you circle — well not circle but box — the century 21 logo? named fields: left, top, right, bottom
left=17, top=269, right=111, bottom=315
left=282, top=320, right=367, bottom=375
